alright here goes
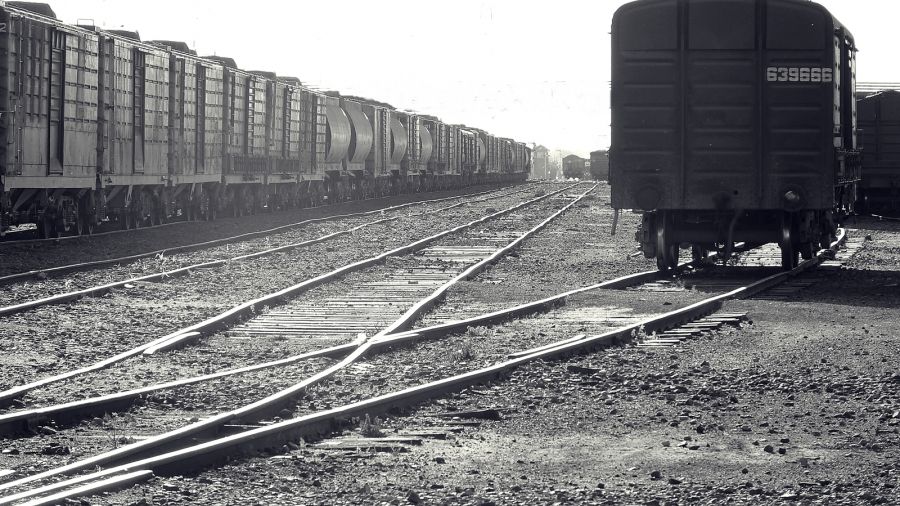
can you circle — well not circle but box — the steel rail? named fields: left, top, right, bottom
left=0, top=185, right=719, bottom=434
left=0, top=184, right=520, bottom=248
left=0, top=218, right=694, bottom=436
left=0, top=184, right=583, bottom=407
left=0, top=229, right=849, bottom=506
left=0, top=218, right=392, bottom=318
left=0, top=186, right=525, bottom=318
left=0, top=184, right=530, bottom=286
left=0, top=184, right=596, bottom=496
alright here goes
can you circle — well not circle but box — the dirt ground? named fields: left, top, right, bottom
left=11, top=187, right=900, bottom=505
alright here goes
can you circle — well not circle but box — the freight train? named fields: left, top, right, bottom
left=610, top=0, right=860, bottom=271
left=0, top=2, right=531, bottom=238
left=856, top=90, right=900, bottom=213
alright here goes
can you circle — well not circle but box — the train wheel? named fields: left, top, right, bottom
left=73, top=206, right=84, bottom=236
left=799, top=242, right=815, bottom=261
left=779, top=214, right=799, bottom=271
left=780, top=243, right=799, bottom=270
left=853, top=191, right=868, bottom=215
left=819, top=231, right=833, bottom=251
left=80, top=213, right=94, bottom=236
left=38, top=213, right=56, bottom=239
left=158, top=201, right=168, bottom=225
left=655, top=213, right=678, bottom=271
left=691, top=245, right=709, bottom=263
left=149, top=200, right=162, bottom=226
left=200, top=192, right=212, bottom=221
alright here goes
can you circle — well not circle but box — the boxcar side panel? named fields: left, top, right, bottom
left=112, top=39, right=135, bottom=175
left=142, top=49, right=169, bottom=176
left=203, top=64, right=224, bottom=175
left=858, top=91, right=900, bottom=188
left=14, top=17, right=51, bottom=175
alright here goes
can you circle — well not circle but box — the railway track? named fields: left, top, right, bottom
left=870, top=213, right=900, bottom=223
left=0, top=185, right=520, bottom=246
left=0, top=184, right=557, bottom=395
left=0, top=184, right=596, bottom=502
left=0, top=184, right=533, bottom=286
left=0, top=185, right=536, bottom=314
left=0, top=199, right=859, bottom=504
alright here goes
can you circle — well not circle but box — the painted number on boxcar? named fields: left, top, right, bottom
left=0, top=23, right=7, bottom=33
left=766, top=67, right=833, bottom=83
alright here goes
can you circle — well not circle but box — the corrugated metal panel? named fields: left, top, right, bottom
left=611, top=0, right=838, bottom=211
left=447, top=125, right=458, bottom=176
left=405, top=115, right=419, bottom=170
left=181, top=57, right=197, bottom=173
left=112, top=37, right=137, bottom=174
left=389, top=114, right=407, bottom=165
left=324, top=99, right=350, bottom=165
left=858, top=91, right=900, bottom=188
left=313, top=92, right=327, bottom=171
left=361, top=103, right=385, bottom=176
left=270, top=80, right=284, bottom=159
left=144, top=48, right=170, bottom=176
left=249, top=76, right=267, bottom=156
left=341, top=99, right=373, bottom=169
left=419, top=123, right=433, bottom=167
left=476, top=135, right=486, bottom=167
left=202, top=63, right=224, bottom=175
left=298, top=88, right=317, bottom=175
left=223, top=70, right=248, bottom=165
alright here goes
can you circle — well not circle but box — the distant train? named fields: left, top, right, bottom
left=0, top=2, right=531, bottom=238
left=857, top=90, right=900, bottom=213
left=610, top=0, right=859, bottom=271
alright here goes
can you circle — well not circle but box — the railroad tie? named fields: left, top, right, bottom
left=637, top=312, right=748, bottom=348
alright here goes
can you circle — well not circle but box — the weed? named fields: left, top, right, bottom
left=468, top=326, right=493, bottom=337
left=100, top=413, right=136, bottom=449
left=359, top=414, right=385, bottom=438
left=154, top=251, right=169, bottom=269
left=451, top=339, right=475, bottom=362
left=630, top=324, right=656, bottom=341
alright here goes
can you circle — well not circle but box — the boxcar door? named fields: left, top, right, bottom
left=195, top=63, right=206, bottom=174
left=48, top=29, right=65, bottom=175
left=98, top=36, right=114, bottom=174
left=132, top=49, right=145, bottom=174
left=245, top=76, right=254, bottom=157
left=172, top=57, right=185, bottom=174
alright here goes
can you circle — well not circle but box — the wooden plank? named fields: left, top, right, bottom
left=433, top=408, right=502, bottom=420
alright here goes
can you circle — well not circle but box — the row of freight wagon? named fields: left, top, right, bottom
left=0, top=2, right=532, bottom=237
left=857, top=90, right=900, bottom=213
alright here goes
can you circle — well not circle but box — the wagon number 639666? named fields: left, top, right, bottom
left=766, top=67, right=833, bottom=83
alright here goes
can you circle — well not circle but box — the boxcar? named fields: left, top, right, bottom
left=857, top=91, right=900, bottom=213
left=339, top=97, right=374, bottom=198
left=0, top=2, right=532, bottom=237
left=610, top=0, right=860, bottom=270
left=589, top=150, right=608, bottom=181
left=0, top=6, right=100, bottom=236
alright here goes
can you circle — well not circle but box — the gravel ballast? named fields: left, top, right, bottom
left=4, top=184, right=898, bottom=505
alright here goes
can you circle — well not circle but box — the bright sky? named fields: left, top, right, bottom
left=48, top=0, right=900, bottom=157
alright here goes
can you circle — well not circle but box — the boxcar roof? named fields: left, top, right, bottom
left=613, top=0, right=854, bottom=46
